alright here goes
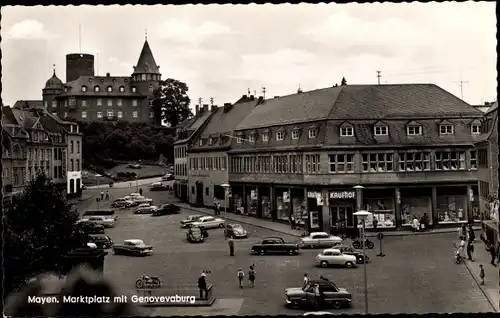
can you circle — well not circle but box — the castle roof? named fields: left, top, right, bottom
left=44, top=70, right=64, bottom=89
left=133, top=40, right=160, bottom=75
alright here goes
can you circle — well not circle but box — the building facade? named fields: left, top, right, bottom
left=42, top=39, right=161, bottom=124
left=475, top=102, right=499, bottom=244
left=2, top=103, right=83, bottom=203
left=188, top=96, right=259, bottom=208
left=173, top=104, right=213, bottom=202
left=228, top=84, right=484, bottom=232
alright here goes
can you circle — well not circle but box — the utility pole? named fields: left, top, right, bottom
left=262, top=87, right=266, bottom=100
left=198, top=98, right=203, bottom=106
left=453, top=80, right=468, bottom=100
left=376, top=71, right=382, bottom=85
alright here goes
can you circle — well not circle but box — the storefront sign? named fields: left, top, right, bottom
left=307, top=191, right=319, bottom=198
left=329, top=191, right=356, bottom=200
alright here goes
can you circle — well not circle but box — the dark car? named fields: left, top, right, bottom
left=111, top=199, right=133, bottom=208
left=152, top=204, right=180, bottom=216
left=150, top=182, right=169, bottom=191
left=332, top=244, right=370, bottom=264
left=113, top=239, right=153, bottom=256
left=77, top=220, right=105, bottom=234
left=251, top=237, right=300, bottom=255
left=186, top=227, right=206, bottom=243
left=225, top=224, right=248, bottom=239
left=285, top=280, right=352, bottom=310
left=89, top=235, right=114, bottom=249
left=162, top=174, right=175, bottom=181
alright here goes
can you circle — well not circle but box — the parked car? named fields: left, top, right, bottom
left=315, top=249, right=357, bottom=268
left=180, top=215, right=203, bottom=228
left=133, top=196, right=153, bottom=205
left=112, top=198, right=134, bottom=208
left=112, top=239, right=153, bottom=256
left=251, top=237, right=300, bottom=255
left=76, top=220, right=105, bottom=234
left=299, top=232, right=343, bottom=249
left=150, top=182, right=169, bottom=191
left=152, top=204, right=180, bottom=216
left=127, top=163, right=141, bottom=169
left=186, top=227, right=206, bottom=243
left=88, top=235, right=114, bottom=249
left=224, top=224, right=248, bottom=238
left=82, top=209, right=117, bottom=222
left=84, top=216, right=115, bottom=228
left=190, top=216, right=225, bottom=229
left=162, top=174, right=175, bottom=181
left=285, top=280, right=352, bottom=309
left=331, top=244, right=370, bottom=264
left=135, top=205, right=158, bottom=214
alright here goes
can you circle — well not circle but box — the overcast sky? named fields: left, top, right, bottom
left=1, top=3, right=496, bottom=109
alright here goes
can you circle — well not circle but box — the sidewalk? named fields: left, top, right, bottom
left=464, top=240, right=499, bottom=312
left=173, top=200, right=480, bottom=238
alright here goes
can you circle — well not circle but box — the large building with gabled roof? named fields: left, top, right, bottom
left=41, top=39, right=161, bottom=124
left=228, top=83, right=485, bottom=232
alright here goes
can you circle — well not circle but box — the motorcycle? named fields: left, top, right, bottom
left=135, top=275, right=162, bottom=289
left=352, top=238, right=375, bottom=250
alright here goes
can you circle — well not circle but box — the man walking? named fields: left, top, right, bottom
left=488, top=242, right=497, bottom=266
left=467, top=240, right=474, bottom=261
left=228, top=238, right=235, bottom=256
left=100, top=191, right=104, bottom=201
left=237, top=268, right=245, bottom=288
left=198, top=272, right=208, bottom=300
left=479, top=264, right=485, bottom=285
left=290, top=215, right=296, bottom=229
left=105, top=191, right=110, bottom=200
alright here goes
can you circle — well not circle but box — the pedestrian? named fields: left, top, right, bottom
left=412, top=216, right=420, bottom=232
left=105, top=191, right=109, bottom=200
left=467, top=224, right=476, bottom=242
left=237, top=268, right=245, bottom=288
left=139, top=188, right=143, bottom=196
left=248, top=265, right=256, bottom=287
left=217, top=202, right=221, bottom=216
left=303, top=274, right=309, bottom=288
left=129, top=181, right=132, bottom=187
left=467, top=240, right=474, bottom=261
left=228, top=237, right=234, bottom=256
left=290, top=215, right=296, bottom=229
left=198, top=272, right=208, bottom=300
left=458, top=224, right=466, bottom=240
left=213, top=198, right=218, bottom=215
left=479, top=264, right=485, bottom=285
left=488, top=242, right=497, bottom=266
left=100, top=191, right=104, bottom=200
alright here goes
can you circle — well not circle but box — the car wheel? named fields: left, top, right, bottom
left=332, top=300, right=343, bottom=309
left=309, top=244, right=315, bottom=249
left=290, top=300, right=301, bottom=309
left=218, top=223, right=224, bottom=228
left=288, top=250, right=294, bottom=255
left=320, top=261, right=329, bottom=268
left=260, top=250, right=265, bottom=255
left=345, top=261, right=354, bottom=268
left=135, top=279, right=145, bottom=289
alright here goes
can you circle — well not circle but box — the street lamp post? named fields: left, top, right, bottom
left=353, top=210, right=372, bottom=315
left=136, top=176, right=139, bottom=193
left=221, top=183, right=230, bottom=240
left=96, top=174, right=102, bottom=211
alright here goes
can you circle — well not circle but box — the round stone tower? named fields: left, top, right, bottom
left=66, top=53, right=95, bottom=82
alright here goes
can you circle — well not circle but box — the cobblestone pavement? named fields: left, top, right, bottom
left=74, top=188, right=495, bottom=315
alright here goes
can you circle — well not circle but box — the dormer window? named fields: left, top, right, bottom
left=236, top=137, right=243, bottom=144
left=471, top=123, right=481, bottom=135
left=132, top=86, right=137, bottom=93
left=209, top=138, right=214, bottom=145
left=199, top=139, right=204, bottom=146
left=64, top=87, right=68, bottom=92
left=262, top=134, right=269, bottom=142
left=81, top=86, right=87, bottom=92
left=308, top=128, right=318, bottom=139
left=374, top=125, right=388, bottom=136
left=292, top=126, right=301, bottom=140
left=119, top=86, right=125, bottom=92
left=248, top=135, right=255, bottom=143
left=340, top=126, right=354, bottom=137
left=107, top=86, right=112, bottom=92
left=439, top=124, right=454, bottom=135
left=94, top=86, right=100, bottom=92
left=407, top=125, right=422, bottom=136
left=276, top=131, right=284, bottom=141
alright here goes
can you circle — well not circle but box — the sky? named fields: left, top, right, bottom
left=1, top=3, right=497, bottom=109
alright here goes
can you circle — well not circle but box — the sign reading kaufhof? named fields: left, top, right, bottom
left=330, top=191, right=356, bottom=200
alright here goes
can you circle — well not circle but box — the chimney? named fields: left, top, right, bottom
left=106, top=72, right=110, bottom=77
left=195, top=105, right=200, bottom=115
left=223, top=102, right=232, bottom=112
left=203, top=104, right=209, bottom=112
left=242, top=94, right=248, bottom=99
left=250, top=95, right=255, bottom=100
left=257, top=96, right=264, bottom=104
left=211, top=105, right=218, bottom=112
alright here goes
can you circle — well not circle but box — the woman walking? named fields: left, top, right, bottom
left=248, top=265, right=256, bottom=287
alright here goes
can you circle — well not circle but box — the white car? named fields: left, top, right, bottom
left=190, top=216, right=225, bottom=229
left=85, top=216, right=115, bottom=228
left=315, top=249, right=357, bottom=268
left=130, top=193, right=141, bottom=197
left=133, top=197, right=153, bottom=205
left=135, top=205, right=158, bottom=214
left=299, top=232, right=343, bottom=249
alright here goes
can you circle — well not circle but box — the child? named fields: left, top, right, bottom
left=479, top=264, right=485, bottom=285
left=237, top=268, right=245, bottom=288
left=248, top=265, right=256, bottom=287
left=303, top=274, right=309, bottom=287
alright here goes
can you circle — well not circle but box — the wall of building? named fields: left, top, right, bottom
left=188, top=152, right=228, bottom=207
left=67, top=134, right=83, bottom=194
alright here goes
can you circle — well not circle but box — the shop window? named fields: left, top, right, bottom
left=374, top=125, right=388, bottom=136
left=435, top=150, right=466, bottom=171
left=401, top=197, right=431, bottom=225
left=470, top=150, right=477, bottom=170
left=398, top=151, right=430, bottom=171
left=276, top=189, right=291, bottom=221
left=406, top=125, right=422, bottom=136
left=305, top=154, right=320, bottom=173
left=363, top=199, right=395, bottom=228
left=362, top=153, right=393, bottom=172
left=328, top=154, right=354, bottom=173
left=437, top=195, right=467, bottom=223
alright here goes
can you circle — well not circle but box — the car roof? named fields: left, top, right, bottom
left=229, top=223, right=242, bottom=227
left=311, top=232, right=329, bottom=236
left=199, top=216, right=214, bottom=220
left=189, top=215, right=202, bottom=218
left=264, top=236, right=284, bottom=240
left=125, top=239, right=143, bottom=244
left=323, top=248, right=341, bottom=253
left=309, top=280, right=335, bottom=285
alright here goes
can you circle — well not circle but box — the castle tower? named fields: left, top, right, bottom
left=131, top=39, right=161, bottom=123
left=66, top=53, right=95, bottom=83
left=42, top=67, right=64, bottom=110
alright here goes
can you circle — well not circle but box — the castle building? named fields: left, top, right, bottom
left=42, top=39, right=161, bottom=124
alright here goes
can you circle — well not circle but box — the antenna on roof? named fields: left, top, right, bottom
left=376, top=70, right=382, bottom=85
left=53, top=64, right=56, bottom=75
left=248, top=88, right=251, bottom=95
left=198, top=98, right=203, bottom=106
left=261, top=86, right=266, bottom=99
left=210, top=97, right=214, bottom=106
left=145, top=27, right=148, bottom=41
left=453, top=80, right=468, bottom=100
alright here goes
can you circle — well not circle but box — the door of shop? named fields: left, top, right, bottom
left=330, top=205, right=354, bottom=227
left=196, top=182, right=204, bottom=206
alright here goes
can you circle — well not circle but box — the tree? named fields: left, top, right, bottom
left=152, top=78, right=193, bottom=127
left=3, top=174, right=89, bottom=294
left=341, top=77, right=347, bottom=86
